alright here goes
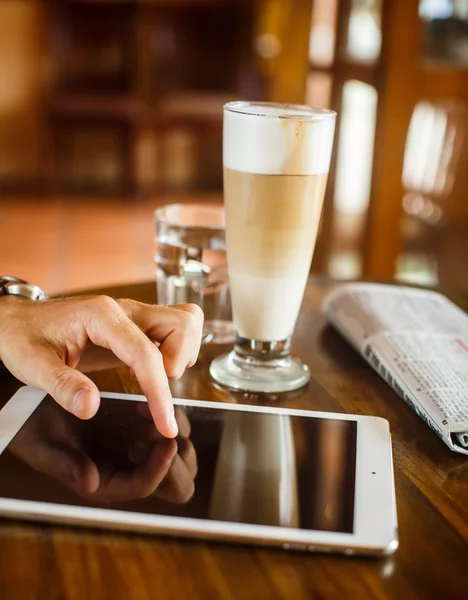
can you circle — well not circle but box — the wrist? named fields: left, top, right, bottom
left=0, top=296, right=30, bottom=365
left=0, top=277, right=48, bottom=372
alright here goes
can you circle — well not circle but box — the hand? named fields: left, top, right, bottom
left=0, top=295, right=203, bottom=437
left=8, top=401, right=197, bottom=504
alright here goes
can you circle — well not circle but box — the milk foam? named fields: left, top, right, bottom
left=223, top=102, right=336, bottom=175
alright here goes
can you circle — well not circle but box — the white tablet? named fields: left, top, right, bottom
left=0, top=387, right=398, bottom=556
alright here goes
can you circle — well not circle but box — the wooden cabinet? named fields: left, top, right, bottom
left=42, top=0, right=315, bottom=194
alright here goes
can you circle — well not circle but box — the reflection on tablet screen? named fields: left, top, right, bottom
left=0, top=396, right=357, bottom=533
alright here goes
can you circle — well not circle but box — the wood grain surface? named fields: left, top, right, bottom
left=0, top=279, right=467, bottom=600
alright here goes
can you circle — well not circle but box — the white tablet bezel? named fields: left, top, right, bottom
left=0, top=387, right=398, bottom=556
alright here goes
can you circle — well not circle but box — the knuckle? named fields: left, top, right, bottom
left=184, top=303, right=204, bottom=323
left=50, top=368, right=75, bottom=397
left=179, top=305, right=204, bottom=334
left=116, top=297, right=136, bottom=312
left=93, top=295, right=118, bottom=311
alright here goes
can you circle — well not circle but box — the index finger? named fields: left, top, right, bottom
left=80, top=296, right=178, bottom=438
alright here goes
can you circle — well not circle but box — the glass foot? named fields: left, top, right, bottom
left=209, top=349, right=310, bottom=393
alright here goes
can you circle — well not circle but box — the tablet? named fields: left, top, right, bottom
left=0, top=387, right=398, bottom=556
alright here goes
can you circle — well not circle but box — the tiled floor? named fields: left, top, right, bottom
left=2, top=194, right=467, bottom=297
left=0, top=193, right=222, bottom=295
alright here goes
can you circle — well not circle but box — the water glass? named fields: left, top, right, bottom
left=154, top=203, right=235, bottom=344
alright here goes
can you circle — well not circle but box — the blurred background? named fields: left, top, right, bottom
left=0, top=0, right=467, bottom=294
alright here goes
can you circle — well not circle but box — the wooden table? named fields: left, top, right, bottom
left=0, top=279, right=467, bottom=599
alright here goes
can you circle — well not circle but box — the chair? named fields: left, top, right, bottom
left=308, top=0, right=468, bottom=279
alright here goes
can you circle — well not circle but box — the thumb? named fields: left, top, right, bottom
left=32, top=350, right=101, bottom=419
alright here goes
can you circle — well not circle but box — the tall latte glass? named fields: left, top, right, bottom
left=210, top=102, right=336, bottom=392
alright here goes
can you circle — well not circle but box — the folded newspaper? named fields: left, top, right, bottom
left=322, top=282, right=468, bottom=455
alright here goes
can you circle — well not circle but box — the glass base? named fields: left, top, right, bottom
left=210, top=339, right=310, bottom=393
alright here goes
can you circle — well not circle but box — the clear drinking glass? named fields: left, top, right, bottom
left=210, top=101, right=336, bottom=392
left=155, top=203, right=235, bottom=344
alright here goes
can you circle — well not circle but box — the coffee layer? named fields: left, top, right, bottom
left=224, top=168, right=327, bottom=340
left=224, top=168, right=327, bottom=278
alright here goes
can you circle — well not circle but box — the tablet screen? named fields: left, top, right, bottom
left=0, top=396, right=357, bottom=533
